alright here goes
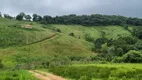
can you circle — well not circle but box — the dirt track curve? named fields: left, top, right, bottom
left=29, top=70, right=67, bottom=80
left=23, top=34, right=57, bottom=47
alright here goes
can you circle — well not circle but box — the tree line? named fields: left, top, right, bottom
left=1, top=12, right=142, bottom=26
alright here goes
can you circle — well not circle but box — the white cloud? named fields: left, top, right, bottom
left=0, top=0, right=142, bottom=17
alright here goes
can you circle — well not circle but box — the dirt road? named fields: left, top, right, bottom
left=25, top=34, right=57, bottom=46
left=29, top=70, right=67, bottom=80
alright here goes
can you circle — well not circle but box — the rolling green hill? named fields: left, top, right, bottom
left=0, top=18, right=95, bottom=69
left=0, top=17, right=142, bottom=80
left=0, top=18, right=141, bottom=69
left=50, top=24, right=131, bottom=40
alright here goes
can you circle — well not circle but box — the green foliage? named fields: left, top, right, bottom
left=49, top=65, right=142, bottom=80
left=11, top=53, right=72, bottom=69
left=41, top=15, right=52, bottom=24
left=16, top=15, right=23, bottom=21
left=122, top=50, right=142, bottom=63
left=112, top=57, right=123, bottom=63
left=16, top=12, right=25, bottom=21
left=132, top=27, right=142, bottom=39
left=94, top=36, right=138, bottom=56
left=2, top=12, right=142, bottom=26
left=134, top=40, right=142, bottom=50
left=0, top=59, right=4, bottom=69
left=32, top=14, right=42, bottom=22
left=42, top=56, right=71, bottom=68
left=123, top=25, right=129, bottom=30
left=92, top=35, right=141, bottom=63
left=94, top=37, right=108, bottom=50
left=25, top=15, right=31, bottom=21
left=55, top=28, right=61, bottom=33
left=79, top=76, right=91, bottom=80
left=109, top=68, right=142, bottom=80
left=0, top=12, right=2, bottom=17
left=69, top=32, right=75, bottom=37
left=113, top=37, right=137, bottom=55
left=0, top=19, right=55, bottom=48
left=3, top=14, right=13, bottom=19
left=0, top=70, right=38, bottom=80
left=113, top=50, right=142, bottom=63
left=39, top=14, right=142, bottom=26
left=0, top=26, right=26, bottom=47
left=85, top=33, right=94, bottom=42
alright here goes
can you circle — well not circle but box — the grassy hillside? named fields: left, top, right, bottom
left=0, top=18, right=142, bottom=80
left=0, top=70, right=38, bottom=80
left=0, top=18, right=95, bottom=69
left=48, top=64, right=142, bottom=80
left=50, top=24, right=131, bottom=40
left=0, top=18, right=54, bottom=48
left=0, top=18, right=141, bottom=68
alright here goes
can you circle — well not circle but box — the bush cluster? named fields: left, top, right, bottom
left=92, top=35, right=142, bottom=63
left=49, top=66, right=142, bottom=80
left=0, top=70, right=38, bottom=80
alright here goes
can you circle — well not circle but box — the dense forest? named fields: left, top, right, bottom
left=1, top=12, right=142, bottom=26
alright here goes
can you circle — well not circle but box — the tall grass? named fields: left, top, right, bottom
left=50, top=24, right=131, bottom=40
left=49, top=65, right=142, bottom=80
left=0, top=70, right=38, bottom=80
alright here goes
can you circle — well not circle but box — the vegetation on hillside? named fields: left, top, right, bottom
left=47, top=24, right=142, bottom=63
left=1, top=12, right=142, bottom=26
left=0, top=12, right=142, bottom=80
left=48, top=64, right=142, bottom=80
left=0, top=70, right=38, bottom=80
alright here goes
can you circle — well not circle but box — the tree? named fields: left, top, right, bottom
left=132, top=28, right=142, bottom=39
left=16, top=14, right=23, bottom=20
left=3, top=14, right=13, bottom=19
left=122, top=50, right=142, bottom=63
left=25, top=15, right=31, bottom=21
left=94, top=37, right=108, bottom=49
left=69, top=33, right=75, bottom=37
left=16, top=12, right=25, bottom=20
left=19, top=12, right=25, bottom=17
left=42, top=15, right=52, bottom=24
left=33, top=14, right=42, bottom=22
left=0, top=59, right=3, bottom=69
left=85, top=33, right=94, bottom=42
left=0, top=12, right=2, bottom=17
left=33, top=14, right=38, bottom=21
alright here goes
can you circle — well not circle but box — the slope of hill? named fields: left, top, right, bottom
left=50, top=24, right=131, bottom=40
left=0, top=18, right=54, bottom=48
left=0, top=18, right=142, bottom=69
left=0, top=18, right=95, bottom=69
left=0, top=18, right=142, bottom=80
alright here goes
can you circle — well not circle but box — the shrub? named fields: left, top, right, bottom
left=55, top=28, right=61, bottom=33
left=79, top=76, right=91, bottom=80
left=41, top=56, right=71, bottom=68
left=30, top=23, right=33, bottom=25
left=94, top=37, right=108, bottom=49
left=49, top=66, right=116, bottom=80
left=132, top=28, right=142, bottom=39
left=0, top=59, right=3, bottom=69
left=121, top=50, right=142, bottom=63
left=134, top=41, right=142, bottom=50
left=95, top=36, right=138, bottom=57
left=0, top=70, right=38, bottom=80
left=123, top=25, right=128, bottom=30
left=112, top=57, right=123, bottom=63
left=69, top=33, right=75, bottom=37
left=85, top=33, right=94, bottom=42
left=0, top=26, right=26, bottom=48
left=49, top=66, right=142, bottom=80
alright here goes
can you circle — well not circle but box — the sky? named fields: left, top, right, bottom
left=0, top=0, right=142, bottom=18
